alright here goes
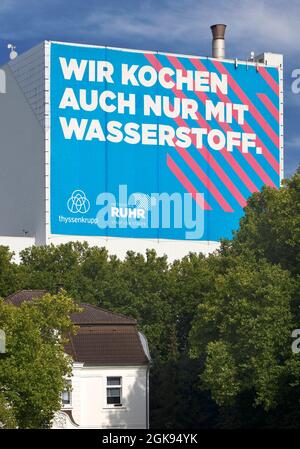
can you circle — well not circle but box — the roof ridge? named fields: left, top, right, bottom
left=80, top=303, right=137, bottom=323
left=5, top=289, right=47, bottom=301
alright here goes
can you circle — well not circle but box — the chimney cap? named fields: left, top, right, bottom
left=210, top=24, right=226, bottom=40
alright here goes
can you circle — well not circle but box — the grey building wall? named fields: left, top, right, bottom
left=0, top=44, right=46, bottom=242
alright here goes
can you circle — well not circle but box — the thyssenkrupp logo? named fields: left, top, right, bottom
left=67, top=190, right=90, bottom=214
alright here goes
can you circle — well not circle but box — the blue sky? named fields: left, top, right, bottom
left=0, top=0, right=298, bottom=177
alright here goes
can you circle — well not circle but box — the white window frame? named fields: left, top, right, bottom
left=106, top=376, right=122, bottom=407
left=61, top=379, right=72, bottom=408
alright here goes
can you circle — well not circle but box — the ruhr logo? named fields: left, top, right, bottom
left=67, top=190, right=90, bottom=214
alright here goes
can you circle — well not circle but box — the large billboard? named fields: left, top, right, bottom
left=49, top=42, right=281, bottom=241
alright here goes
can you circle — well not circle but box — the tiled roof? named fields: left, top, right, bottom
left=71, top=303, right=137, bottom=325
left=5, top=289, right=47, bottom=306
left=66, top=326, right=149, bottom=366
left=5, top=291, right=137, bottom=325
left=5, top=290, right=149, bottom=366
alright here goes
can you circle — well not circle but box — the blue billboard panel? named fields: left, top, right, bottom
left=50, top=42, right=281, bottom=241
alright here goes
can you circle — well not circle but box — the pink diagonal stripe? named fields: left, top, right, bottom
left=216, top=91, right=279, bottom=174
left=259, top=67, right=279, bottom=95
left=242, top=121, right=279, bottom=173
left=174, top=114, right=248, bottom=207
left=212, top=59, right=279, bottom=148
left=167, top=154, right=212, bottom=210
left=168, top=55, right=260, bottom=193
left=257, top=93, right=279, bottom=122
left=169, top=55, right=276, bottom=189
left=190, top=58, right=279, bottom=179
left=173, top=141, right=235, bottom=211
left=145, top=53, right=249, bottom=207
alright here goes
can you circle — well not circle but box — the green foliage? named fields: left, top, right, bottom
left=201, top=341, right=241, bottom=407
left=0, top=392, right=17, bottom=428
left=18, top=245, right=176, bottom=361
left=150, top=358, right=218, bottom=429
left=18, top=243, right=109, bottom=303
left=190, top=255, right=295, bottom=410
left=2, top=242, right=215, bottom=427
left=0, top=167, right=299, bottom=428
left=0, top=292, right=80, bottom=428
left=0, top=246, right=19, bottom=298
left=223, top=166, right=300, bottom=275
left=189, top=168, right=300, bottom=424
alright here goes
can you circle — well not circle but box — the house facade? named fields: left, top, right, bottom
left=5, top=290, right=151, bottom=429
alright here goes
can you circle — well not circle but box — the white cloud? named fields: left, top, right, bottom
left=0, top=0, right=15, bottom=13
left=285, top=89, right=300, bottom=108
left=1, top=0, right=299, bottom=59
left=81, top=0, right=300, bottom=58
left=286, top=136, right=300, bottom=148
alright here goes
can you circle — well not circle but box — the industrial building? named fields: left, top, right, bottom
left=0, top=26, right=283, bottom=261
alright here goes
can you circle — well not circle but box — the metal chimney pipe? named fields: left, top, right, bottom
left=211, top=24, right=226, bottom=58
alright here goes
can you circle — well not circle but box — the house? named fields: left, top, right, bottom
left=5, top=290, right=151, bottom=429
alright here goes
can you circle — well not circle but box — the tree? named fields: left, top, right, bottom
left=0, top=393, right=16, bottom=428
left=189, top=254, right=298, bottom=412
left=17, top=242, right=109, bottom=303
left=100, top=249, right=175, bottom=360
left=188, top=168, right=300, bottom=426
left=10, top=245, right=244, bottom=427
left=16, top=244, right=177, bottom=360
left=223, top=167, right=300, bottom=275
left=170, top=253, right=216, bottom=354
left=0, top=246, right=19, bottom=298
left=5, top=169, right=299, bottom=428
left=0, top=292, right=80, bottom=428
